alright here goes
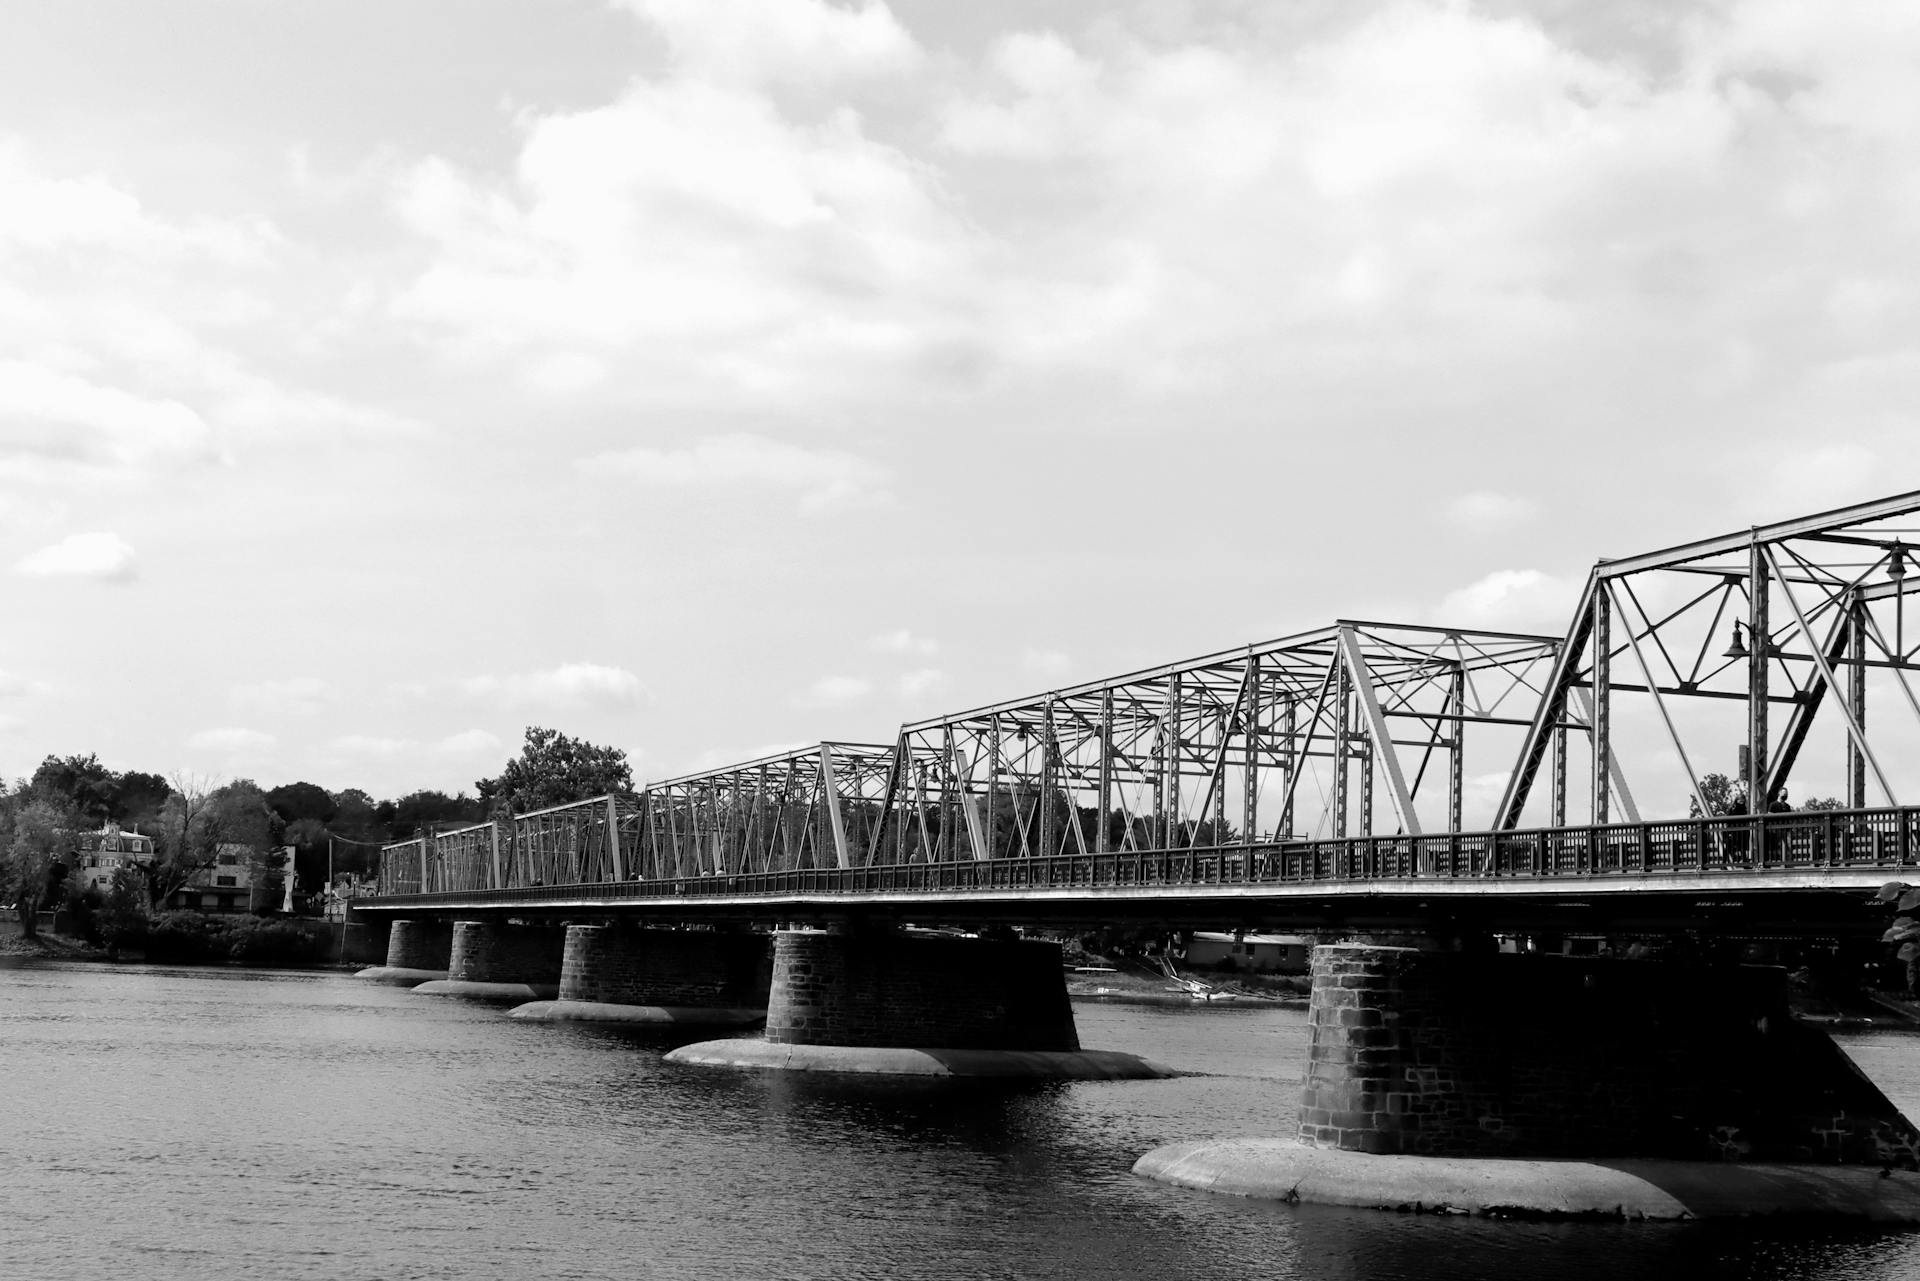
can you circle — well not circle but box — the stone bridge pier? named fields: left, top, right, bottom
left=511, top=924, right=772, bottom=1026
left=1138, top=941, right=1920, bottom=1220
left=354, top=918, right=453, bottom=986
left=668, top=926, right=1172, bottom=1079
left=414, top=920, right=567, bottom=1001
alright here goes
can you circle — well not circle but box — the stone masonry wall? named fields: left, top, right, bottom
left=386, top=919, right=453, bottom=970
left=765, top=930, right=1079, bottom=1051
left=447, top=920, right=566, bottom=985
left=1298, top=943, right=1920, bottom=1165
left=558, top=925, right=772, bottom=1008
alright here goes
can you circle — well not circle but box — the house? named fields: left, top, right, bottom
left=164, top=843, right=265, bottom=915
left=1185, top=931, right=1313, bottom=974
left=73, top=824, right=156, bottom=895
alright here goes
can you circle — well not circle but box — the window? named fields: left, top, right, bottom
left=215, top=876, right=237, bottom=887
left=217, top=853, right=239, bottom=866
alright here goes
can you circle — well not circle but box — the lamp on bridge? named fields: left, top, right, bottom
left=1890, top=544, right=1908, bottom=583
left=1723, top=623, right=1750, bottom=660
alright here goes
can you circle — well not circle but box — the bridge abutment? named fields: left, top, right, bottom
left=511, top=925, right=771, bottom=1026
left=413, top=920, right=566, bottom=1001
left=668, top=928, right=1171, bottom=1078
left=354, top=918, right=452, bottom=986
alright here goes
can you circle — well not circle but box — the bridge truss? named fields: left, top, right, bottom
left=1499, top=491, right=1920, bottom=829
left=373, top=490, right=1920, bottom=911
left=876, top=622, right=1561, bottom=862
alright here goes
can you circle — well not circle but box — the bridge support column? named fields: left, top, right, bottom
left=1293, top=943, right=1919, bottom=1162
left=1138, top=943, right=1920, bottom=1220
left=510, top=925, right=772, bottom=1026
left=413, top=920, right=566, bottom=1001
left=353, top=918, right=452, bottom=986
left=667, top=928, right=1173, bottom=1079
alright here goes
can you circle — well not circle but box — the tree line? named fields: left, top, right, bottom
left=2, top=726, right=634, bottom=938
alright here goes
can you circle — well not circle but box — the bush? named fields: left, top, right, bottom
left=142, top=912, right=330, bottom=966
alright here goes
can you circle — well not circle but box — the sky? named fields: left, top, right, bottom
left=1, top=0, right=1916, bottom=803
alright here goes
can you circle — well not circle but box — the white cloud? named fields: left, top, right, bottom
left=326, top=734, right=411, bottom=760
left=0, top=669, right=48, bottom=699
left=797, top=674, right=872, bottom=707
left=1433, top=569, right=1583, bottom=632
left=458, top=662, right=648, bottom=708
left=868, top=628, right=937, bottom=655
left=433, top=729, right=504, bottom=757
left=583, top=435, right=890, bottom=514
left=1446, top=491, right=1539, bottom=533
left=15, top=531, right=137, bottom=582
left=187, top=727, right=276, bottom=754
left=898, top=667, right=946, bottom=699
left=614, top=0, right=922, bottom=89
left=0, top=360, right=211, bottom=477
left=231, top=677, right=334, bottom=717
left=666, top=740, right=811, bottom=776
left=1021, top=649, right=1073, bottom=680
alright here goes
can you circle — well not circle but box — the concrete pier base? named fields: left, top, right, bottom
left=354, top=919, right=451, bottom=985
left=667, top=928, right=1169, bottom=1080
left=667, top=1040, right=1173, bottom=1079
left=1134, top=1140, right=1920, bottom=1222
left=509, top=924, right=771, bottom=1025
left=413, top=920, right=564, bottom=1002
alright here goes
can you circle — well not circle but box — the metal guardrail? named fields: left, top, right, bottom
left=361, top=806, right=1920, bottom=908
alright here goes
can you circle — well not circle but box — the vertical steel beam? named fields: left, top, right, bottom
left=986, top=719, right=1001, bottom=860
left=1551, top=727, right=1568, bottom=828
left=1748, top=539, right=1770, bottom=810
left=1096, top=689, right=1114, bottom=855
left=1040, top=697, right=1057, bottom=859
left=1243, top=655, right=1261, bottom=843
left=1590, top=588, right=1611, bottom=825
left=1851, top=593, right=1869, bottom=810
left=1448, top=665, right=1464, bottom=833
left=419, top=829, right=430, bottom=894
left=490, top=821, right=503, bottom=890
left=1333, top=658, right=1351, bottom=838
left=1280, top=696, right=1297, bottom=838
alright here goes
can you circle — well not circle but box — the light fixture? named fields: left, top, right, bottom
left=1723, top=623, right=1750, bottom=660
left=1890, top=545, right=1908, bottom=583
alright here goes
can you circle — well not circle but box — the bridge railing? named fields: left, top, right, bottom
left=360, top=804, right=1920, bottom=906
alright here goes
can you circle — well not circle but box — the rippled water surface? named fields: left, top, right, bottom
left=4, top=962, right=1920, bottom=1280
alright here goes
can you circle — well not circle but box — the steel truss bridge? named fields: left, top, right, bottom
left=365, top=492, right=1920, bottom=935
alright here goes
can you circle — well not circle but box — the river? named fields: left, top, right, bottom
left=2, top=961, right=1918, bottom=1280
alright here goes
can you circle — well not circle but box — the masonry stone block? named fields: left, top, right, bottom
left=448, top=920, right=565, bottom=986
left=386, top=919, right=453, bottom=971
left=558, top=925, right=772, bottom=1008
left=764, top=929, right=1080, bottom=1051
left=1295, top=942, right=1920, bottom=1166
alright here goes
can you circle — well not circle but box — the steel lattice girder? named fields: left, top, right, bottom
left=1498, top=488, right=1920, bottom=829
left=635, top=741, right=933, bottom=877
left=882, top=620, right=1561, bottom=860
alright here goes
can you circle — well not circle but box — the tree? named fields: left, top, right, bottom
left=6, top=798, right=77, bottom=938
left=266, top=781, right=337, bottom=826
left=476, top=727, right=633, bottom=814
left=142, top=773, right=221, bottom=909
left=27, top=754, right=117, bottom=827
left=111, top=771, right=173, bottom=827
